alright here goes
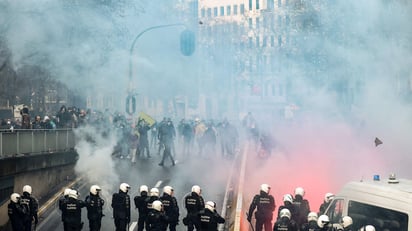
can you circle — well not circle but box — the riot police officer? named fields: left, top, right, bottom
left=277, top=194, right=296, bottom=221
left=60, top=189, right=86, bottom=231
left=273, top=208, right=298, bottom=231
left=112, top=183, right=131, bottom=231
left=184, top=185, right=205, bottom=231
left=160, top=186, right=179, bottom=231
left=301, top=212, right=320, bottom=231
left=293, top=187, right=310, bottom=228
left=147, top=188, right=160, bottom=211
left=247, top=184, right=276, bottom=231
left=318, top=193, right=334, bottom=215
left=147, top=200, right=168, bottom=231
left=20, top=185, right=39, bottom=231
left=134, top=185, right=149, bottom=231
left=85, top=185, right=105, bottom=231
left=8, top=193, right=26, bottom=231
left=198, top=201, right=225, bottom=231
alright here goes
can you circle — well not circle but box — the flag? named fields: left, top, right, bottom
left=138, top=112, right=156, bottom=127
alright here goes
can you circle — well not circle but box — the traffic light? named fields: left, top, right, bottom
left=180, top=29, right=195, bottom=56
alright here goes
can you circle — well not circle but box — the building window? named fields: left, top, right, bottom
left=278, top=0, right=282, bottom=8
left=227, top=6, right=231, bottom=15
left=201, top=8, right=206, bottom=18
left=278, top=15, right=282, bottom=27
left=249, top=0, right=253, bottom=11
left=220, top=6, right=224, bottom=16
left=240, top=4, right=245, bottom=14
left=278, top=35, right=282, bottom=47
left=207, top=8, right=212, bottom=17
left=234, top=5, right=238, bottom=15
left=256, top=36, right=260, bottom=47
left=263, top=36, right=267, bottom=47
left=267, top=0, right=274, bottom=10
left=214, top=7, right=218, bottom=17
left=248, top=37, right=253, bottom=48
left=271, top=35, right=275, bottom=47
left=256, top=0, right=260, bottom=10
left=256, top=17, right=260, bottom=29
left=248, top=18, right=253, bottom=29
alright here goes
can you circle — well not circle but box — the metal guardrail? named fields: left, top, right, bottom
left=0, top=129, right=75, bottom=158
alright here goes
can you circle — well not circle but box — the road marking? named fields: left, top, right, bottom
left=154, top=180, right=162, bottom=188
left=129, top=221, right=137, bottom=231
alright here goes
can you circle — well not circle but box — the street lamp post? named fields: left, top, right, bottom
left=126, top=23, right=195, bottom=117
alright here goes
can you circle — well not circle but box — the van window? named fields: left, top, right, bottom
left=348, top=200, right=408, bottom=231
left=325, top=199, right=344, bottom=224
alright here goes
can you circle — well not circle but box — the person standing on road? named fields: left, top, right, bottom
left=134, top=185, right=150, bottom=231
left=160, top=186, right=179, bottom=231
left=85, top=185, right=105, bottom=231
left=247, top=184, right=276, bottom=231
left=147, top=200, right=168, bottom=231
left=158, top=119, right=176, bottom=166
left=293, top=187, right=311, bottom=228
left=198, top=201, right=225, bottom=231
left=273, top=208, right=298, bottom=231
left=318, top=193, right=334, bottom=215
left=20, top=185, right=39, bottom=231
left=112, top=183, right=131, bottom=231
left=183, top=185, right=205, bottom=231
left=60, top=189, right=86, bottom=231
left=8, top=193, right=26, bottom=231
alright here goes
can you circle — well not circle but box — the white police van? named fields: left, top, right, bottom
left=324, top=174, right=411, bottom=231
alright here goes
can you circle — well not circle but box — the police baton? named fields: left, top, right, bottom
left=245, top=212, right=255, bottom=231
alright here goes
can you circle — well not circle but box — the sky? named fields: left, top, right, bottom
left=1, top=0, right=412, bottom=216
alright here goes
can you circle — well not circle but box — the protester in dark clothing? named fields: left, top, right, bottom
left=138, top=119, right=151, bottom=158
left=183, top=185, right=205, bottom=231
left=112, top=183, right=131, bottom=231
left=158, top=119, right=176, bottom=166
left=198, top=201, right=225, bottom=231
left=60, top=189, right=86, bottom=231
left=134, top=185, right=149, bottom=231
left=218, top=119, right=238, bottom=158
left=20, top=185, right=39, bottom=231
left=8, top=193, right=26, bottom=231
left=247, top=184, right=276, bottom=231
left=85, top=185, right=105, bottom=231
left=160, top=186, right=179, bottom=231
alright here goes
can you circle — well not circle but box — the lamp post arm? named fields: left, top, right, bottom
left=128, top=23, right=186, bottom=83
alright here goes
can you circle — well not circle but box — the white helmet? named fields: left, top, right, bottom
left=68, top=189, right=78, bottom=199
left=342, top=216, right=353, bottom=228
left=64, top=188, right=72, bottom=196
left=152, top=200, right=163, bottom=212
left=191, top=185, right=201, bottom=195
left=317, top=214, right=330, bottom=228
left=120, top=183, right=130, bottom=193
left=163, top=186, right=174, bottom=195
left=283, top=194, right=293, bottom=203
left=324, top=192, right=334, bottom=203
left=10, top=193, right=20, bottom=203
left=205, top=201, right=216, bottom=211
left=307, top=212, right=318, bottom=222
left=294, top=187, right=305, bottom=196
left=140, top=185, right=149, bottom=193
left=360, top=225, right=375, bottom=231
left=279, top=208, right=291, bottom=219
left=23, top=185, right=32, bottom=194
left=90, top=185, right=101, bottom=195
left=150, top=188, right=159, bottom=197
left=260, top=184, right=270, bottom=193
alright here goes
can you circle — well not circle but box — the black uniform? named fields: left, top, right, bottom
left=301, top=221, right=321, bottom=231
left=247, top=191, right=276, bottom=231
left=147, top=209, right=168, bottom=231
left=112, top=191, right=131, bottom=231
left=273, top=217, right=298, bottom=231
left=277, top=202, right=296, bottom=222
left=160, top=193, right=179, bottom=231
left=158, top=121, right=176, bottom=166
left=20, top=192, right=39, bottom=231
left=184, top=192, right=205, bottom=231
left=198, top=208, right=225, bottom=231
left=60, top=197, right=86, bottom=231
left=85, top=193, right=105, bottom=231
left=134, top=191, right=149, bottom=231
left=293, top=195, right=310, bottom=228
left=8, top=200, right=27, bottom=231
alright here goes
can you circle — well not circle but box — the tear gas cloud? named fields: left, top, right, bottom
left=2, top=0, right=412, bottom=212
